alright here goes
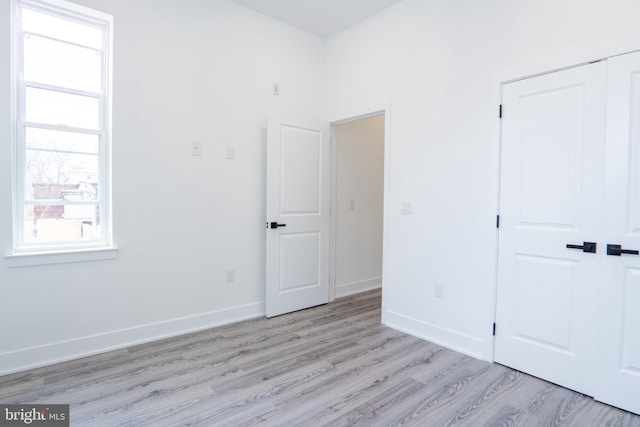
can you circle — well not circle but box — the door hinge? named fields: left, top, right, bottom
left=496, top=215, right=500, bottom=228
left=492, top=323, right=496, bottom=336
left=499, top=104, right=503, bottom=118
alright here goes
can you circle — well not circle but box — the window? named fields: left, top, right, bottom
left=10, top=0, right=114, bottom=262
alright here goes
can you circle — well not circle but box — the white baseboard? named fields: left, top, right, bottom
left=335, top=277, right=382, bottom=298
left=383, top=310, right=487, bottom=361
left=0, top=302, right=265, bottom=376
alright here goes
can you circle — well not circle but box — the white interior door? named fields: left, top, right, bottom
left=495, top=62, right=607, bottom=396
left=266, top=113, right=330, bottom=318
left=595, top=51, right=640, bottom=414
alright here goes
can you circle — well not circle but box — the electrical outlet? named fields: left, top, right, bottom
left=225, top=268, right=235, bottom=283
left=434, top=283, right=444, bottom=299
left=192, top=141, right=202, bottom=156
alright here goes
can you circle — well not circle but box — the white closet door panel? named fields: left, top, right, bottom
left=496, top=61, right=607, bottom=396
left=596, top=51, right=640, bottom=415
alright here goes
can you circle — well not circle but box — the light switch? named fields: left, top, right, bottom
left=226, top=146, right=235, bottom=160
left=401, top=201, right=412, bottom=215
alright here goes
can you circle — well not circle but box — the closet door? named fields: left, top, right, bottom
left=495, top=61, right=607, bottom=396
left=596, top=51, right=640, bottom=414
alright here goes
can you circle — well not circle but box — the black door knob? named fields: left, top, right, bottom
left=607, top=244, right=639, bottom=256
left=270, top=222, right=287, bottom=229
left=566, top=242, right=597, bottom=253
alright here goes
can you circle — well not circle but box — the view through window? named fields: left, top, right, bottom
left=15, top=0, right=112, bottom=251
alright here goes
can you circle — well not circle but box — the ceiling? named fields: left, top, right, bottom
left=229, top=0, right=405, bottom=39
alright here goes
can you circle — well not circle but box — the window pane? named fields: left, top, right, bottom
left=24, top=204, right=101, bottom=242
left=26, top=149, right=99, bottom=201
left=26, top=87, right=99, bottom=129
left=22, top=8, right=102, bottom=49
left=26, top=127, right=99, bottom=154
left=24, top=34, right=101, bottom=92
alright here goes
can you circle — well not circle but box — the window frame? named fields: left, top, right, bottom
left=7, top=0, right=115, bottom=266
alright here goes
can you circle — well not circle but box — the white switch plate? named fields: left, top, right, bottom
left=192, top=141, right=202, bottom=156
left=434, top=283, right=444, bottom=299
left=226, top=146, right=235, bottom=160
left=273, top=83, right=280, bottom=96
left=225, top=268, right=235, bottom=283
left=401, top=201, right=412, bottom=215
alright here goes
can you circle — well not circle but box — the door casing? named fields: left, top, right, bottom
left=328, top=106, right=392, bottom=322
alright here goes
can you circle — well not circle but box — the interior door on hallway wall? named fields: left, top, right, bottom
left=265, top=114, right=330, bottom=318
left=496, top=52, right=640, bottom=415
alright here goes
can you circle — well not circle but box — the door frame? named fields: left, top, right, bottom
left=489, top=43, right=640, bottom=362
left=328, top=105, right=392, bottom=321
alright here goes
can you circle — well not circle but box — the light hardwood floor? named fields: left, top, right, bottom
left=1, top=289, right=639, bottom=426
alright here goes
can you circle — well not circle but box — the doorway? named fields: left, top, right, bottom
left=265, top=109, right=388, bottom=317
left=331, top=114, right=385, bottom=300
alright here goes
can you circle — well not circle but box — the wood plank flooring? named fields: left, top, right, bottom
left=1, top=289, right=639, bottom=426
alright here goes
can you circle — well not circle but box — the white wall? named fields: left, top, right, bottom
left=334, top=115, right=384, bottom=297
left=0, top=0, right=325, bottom=374
left=325, top=0, right=640, bottom=359
left=3, top=0, right=640, bottom=375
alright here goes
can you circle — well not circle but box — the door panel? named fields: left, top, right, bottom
left=596, top=51, right=640, bottom=414
left=621, top=269, right=640, bottom=368
left=627, top=71, right=640, bottom=235
left=279, top=232, right=320, bottom=292
left=280, top=126, right=321, bottom=214
left=496, top=62, right=607, bottom=396
left=517, top=85, right=584, bottom=227
left=513, top=255, right=577, bottom=353
left=266, top=114, right=330, bottom=318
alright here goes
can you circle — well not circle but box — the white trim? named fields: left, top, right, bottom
left=491, top=41, right=640, bottom=85
left=384, top=310, right=486, bottom=361
left=329, top=125, right=337, bottom=302
left=10, top=0, right=19, bottom=252
left=335, top=277, right=382, bottom=298
left=5, top=246, right=118, bottom=267
left=21, top=0, right=112, bottom=27
left=0, top=301, right=265, bottom=375
left=328, top=104, right=388, bottom=125
left=489, top=42, right=640, bottom=364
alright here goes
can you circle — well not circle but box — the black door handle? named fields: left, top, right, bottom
left=270, top=222, right=287, bottom=229
left=607, top=244, right=639, bottom=256
left=566, top=242, right=597, bottom=253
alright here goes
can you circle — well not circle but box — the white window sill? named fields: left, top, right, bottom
left=5, top=247, right=118, bottom=268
